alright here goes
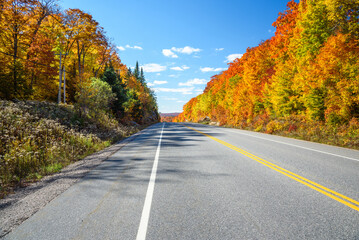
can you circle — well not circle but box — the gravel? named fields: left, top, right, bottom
left=0, top=129, right=144, bottom=238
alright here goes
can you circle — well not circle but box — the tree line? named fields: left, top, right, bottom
left=175, top=0, right=358, bottom=129
left=0, top=0, right=159, bottom=124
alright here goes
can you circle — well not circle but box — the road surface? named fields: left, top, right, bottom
left=4, top=122, right=359, bottom=239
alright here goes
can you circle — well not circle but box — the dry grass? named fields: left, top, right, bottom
left=0, top=100, right=140, bottom=198
left=228, top=114, right=359, bottom=150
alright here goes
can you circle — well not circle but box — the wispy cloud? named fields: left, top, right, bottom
left=215, top=48, right=224, bottom=51
left=195, top=88, right=203, bottom=93
left=163, top=97, right=178, bottom=101
left=225, top=53, right=243, bottom=62
left=148, top=80, right=168, bottom=87
left=141, top=63, right=167, bottom=73
left=126, top=44, right=143, bottom=50
left=200, top=67, right=226, bottom=72
left=153, top=87, right=195, bottom=95
left=162, top=49, right=178, bottom=58
left=179, top=78, right=207, bottom=86
left=170, top=65, right=190, bottom=71
left=169, top=74, right=179, bottom=78
left=117, top=44, right=143, bottom=51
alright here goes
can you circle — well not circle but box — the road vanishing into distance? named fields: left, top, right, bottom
left=5, top=123, right=359, bottom=239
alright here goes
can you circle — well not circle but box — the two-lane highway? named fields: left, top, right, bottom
left=5, top=122, right=359, bottom=239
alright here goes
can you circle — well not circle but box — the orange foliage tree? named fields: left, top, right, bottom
left=174, top=0, right=358, bottom=130
left=0, top=0, right=159, bottom=124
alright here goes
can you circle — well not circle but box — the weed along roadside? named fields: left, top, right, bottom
left=175, top=115, right=359, bottom=151
left=0, top=100, right=158, bottom=199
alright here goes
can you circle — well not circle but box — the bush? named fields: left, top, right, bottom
left=0, top=100, right=139, bottom=198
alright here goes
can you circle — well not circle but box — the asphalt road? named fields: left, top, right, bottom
left=4, top=122, right=359, bottom=239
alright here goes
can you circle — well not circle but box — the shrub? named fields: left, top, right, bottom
left=0, top=100, right=139, bottom=198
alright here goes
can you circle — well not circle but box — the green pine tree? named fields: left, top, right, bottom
left=140, top=67, right=145, bottom=84
left=133, top=61, right=140, bottom=80
left=101, top=66, right=128, bottom=118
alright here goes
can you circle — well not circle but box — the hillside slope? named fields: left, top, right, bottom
left=0, top=100, right=150, bottom=198
left=174, top=0, right=359, bottom=149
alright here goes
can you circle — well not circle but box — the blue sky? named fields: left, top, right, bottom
left=60, top=0, right=290, bottom=113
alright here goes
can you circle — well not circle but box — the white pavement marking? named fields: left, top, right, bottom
left=223, top=128, right=359, bottom=162
left=136, top=123, right=165, bottom=240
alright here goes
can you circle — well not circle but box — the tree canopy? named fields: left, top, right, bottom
left=0, top=0, right=159, bottom=124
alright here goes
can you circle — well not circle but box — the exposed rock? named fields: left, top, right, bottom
left=199, top=116, right=211, bottom=123
left=209, top=122, right=220, bottom=126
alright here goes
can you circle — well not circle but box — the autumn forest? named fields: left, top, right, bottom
left=174, top=0, right=359, bottom=148
left=0, top=0, right=159, bottom=193
left=0, top=0, right=159, bottom=124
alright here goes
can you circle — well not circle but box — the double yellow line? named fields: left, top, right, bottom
left=185, top=125, right=359, bottom=212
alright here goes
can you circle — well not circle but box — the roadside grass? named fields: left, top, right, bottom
left=221, top=114, right=359, bottom=150
left=0, top=100, right=140, bottom=198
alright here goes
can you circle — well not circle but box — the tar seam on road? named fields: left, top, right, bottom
left=136, top=123, right=165, bottom=240
left=225, top=128, right=359, bottom=162
left=184, top=125, right=359, bottom=212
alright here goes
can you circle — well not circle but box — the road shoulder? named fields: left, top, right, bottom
left=0, top=127, right=149, bottom=238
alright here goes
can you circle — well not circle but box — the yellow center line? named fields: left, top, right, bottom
left=184, top=125, right=359, bottom=212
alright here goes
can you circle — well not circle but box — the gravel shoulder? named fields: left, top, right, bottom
left=0, top=128, right=146, bottom=238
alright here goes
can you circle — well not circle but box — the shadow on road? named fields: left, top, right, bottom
left=70, top=122, right=228, bottom=198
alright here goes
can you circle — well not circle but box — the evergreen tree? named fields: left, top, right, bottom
left=133, top=61, right=140, bottom=80
left=101, top=66, right=128, bottom=118
left=140, top=67, right=145, bottom=84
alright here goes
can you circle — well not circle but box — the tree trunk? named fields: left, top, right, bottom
left=77, top=40, right=82, bottom=83
left=13, top=28, right=18, bottom=96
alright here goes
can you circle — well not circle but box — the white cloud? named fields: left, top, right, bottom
left=195, top=88, right=203, bottom=93
left=148, top=80, right=167, bottom=87
left=170, top=65, right=190, bottom=71
left=154, top=80, right=167, bottom=85
left=153, top=87, right=195, bottom=95
left=177, top=100, right=185, bottom=103
left=156, top=73, right=161, bottom=76
left=141, top=63, right=167, bottom=73
left=200, top=67, right=226, bottom=72
left=170, top=67, right=183, bottom=71
left=118, top=44, right=143, bottom=50
left=162, top=49, right=178, bottom=58
left=225, top=53, right=243, bottom=62
left=163, top=46, right=201, bottom=58
left=179, top=78, right=207, bottom=86
left=171, top=46, right=201, bottom=54
left=169, top=74, right=179, bottom=78
left=215, top=48, right=224, bottom=51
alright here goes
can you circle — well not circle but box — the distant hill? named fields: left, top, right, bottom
left=160, top=113, right=181, bottom=117
left=160, top=113, right=181, bottom=122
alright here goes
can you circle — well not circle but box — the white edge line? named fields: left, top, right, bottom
left=222, top=128, right=359, bottom=162
left=136, top=123, right=165, bottom=240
